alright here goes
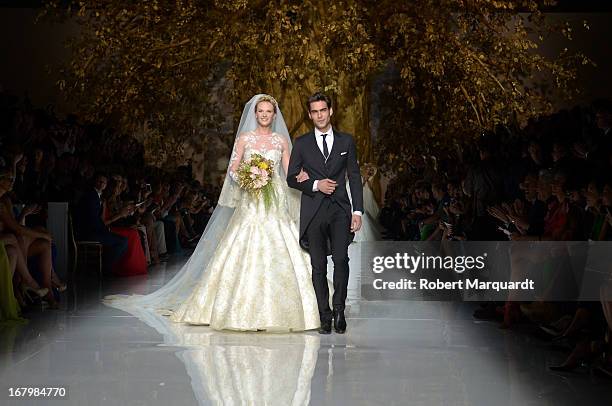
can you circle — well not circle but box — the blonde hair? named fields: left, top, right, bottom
left=254, top=95, right=278, bottom=113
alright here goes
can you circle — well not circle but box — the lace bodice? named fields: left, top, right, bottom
left=241, top=131, right=283, bottom=153
left=230, top=131, right=285, bottom=178
left=223, top=129, right=299, bottom=218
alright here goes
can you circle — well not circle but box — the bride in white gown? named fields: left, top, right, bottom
left=106, top=94, right=319, bottom=332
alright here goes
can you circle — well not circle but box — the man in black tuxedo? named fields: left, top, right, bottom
left=287, top=92, right=363, bottom=334
left=75, top=173, right=128, bottom=273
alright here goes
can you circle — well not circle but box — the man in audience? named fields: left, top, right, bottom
left=75, top=173, right=128, bottom=273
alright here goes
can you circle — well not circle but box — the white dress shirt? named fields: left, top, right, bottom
left=312, top=127, right=334, bottom=194
left=315, top=127, right=334, bottom=160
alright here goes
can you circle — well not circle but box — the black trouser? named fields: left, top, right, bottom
left=306, top=198, right=352, bottom=322
left=88, top=230, right=128, bottom=273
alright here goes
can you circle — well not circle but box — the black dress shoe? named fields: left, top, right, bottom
left=333, top=309, right=347, bottom=334
left=319, top=319, right=332, bottom=335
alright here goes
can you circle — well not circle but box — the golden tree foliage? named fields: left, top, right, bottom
left=42, top=0, right=589, bottom=169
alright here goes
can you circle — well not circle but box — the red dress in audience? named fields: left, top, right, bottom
left=103, top=207, right=147, bottom=276
left=543, top=199, right=568, bottom=240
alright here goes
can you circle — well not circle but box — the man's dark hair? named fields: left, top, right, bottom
left=93, top=172, right=108, bottom=182
left=307, top=92, right=333, bottom=111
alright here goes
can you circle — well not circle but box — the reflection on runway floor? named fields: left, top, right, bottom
left=2, top=257, right=612, bottom=406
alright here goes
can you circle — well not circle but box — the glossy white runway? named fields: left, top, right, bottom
left=2, top=256, right=611, bottom=406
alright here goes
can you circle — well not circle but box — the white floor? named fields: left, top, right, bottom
left=2, top=256, right=611, bottom=406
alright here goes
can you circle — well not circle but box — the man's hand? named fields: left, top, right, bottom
left=351, top=214, right=362, bottom=232
left=296, top=168, right=309, bottom=183
left=318, top=179, right=337, bottom=195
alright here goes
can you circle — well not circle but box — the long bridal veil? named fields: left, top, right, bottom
left=102, top=95, right=318, bottom=405
left=105, top=94, right=300, bottom=313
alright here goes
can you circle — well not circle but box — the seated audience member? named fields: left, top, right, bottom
left=75, top=173, right=128, bottom=273
left=0, top=241, right=26, bottom=323
left=103, top=178, right=146, bottom=276
left=0, top=169, right=60, bottom=308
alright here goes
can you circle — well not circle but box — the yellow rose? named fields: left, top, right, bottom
left=258, top=162, right=268, bottom=170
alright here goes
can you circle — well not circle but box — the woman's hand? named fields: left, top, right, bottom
left=487, top=206, right=508, bottom=223
left=120, top=204, right=135, bottom=217
left=449, top=201, right=464, bottom=215
left=296, top=168, right=309, bottom=183
left=22, top=204, right=41, bottom=217
left=573, top=142, right=588, bottom=159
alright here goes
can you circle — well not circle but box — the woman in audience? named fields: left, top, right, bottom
left=133, top=179, right=165, bottom=264
left=0, top=240, right=27, bottom=323
left=0, top=170, right=50, bottom=306
left=103, top=178, right=147, bottom=276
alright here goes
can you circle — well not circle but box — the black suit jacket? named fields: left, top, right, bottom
left=287, top=129, right=364, bottom=250
left=75, top=187, right=107, bottom=239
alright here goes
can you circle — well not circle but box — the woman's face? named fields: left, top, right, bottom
left=34, top=149, right=44, bottom=163
left=45, top=154, right=56, bottom=169
left=111, top=181, right=121, bottom=196
left=585, top=182, right=600, bottom=206
left=432, top=186, right=445, bottom=201
left=551, top=175, right=566, bottom=199
left=255, top=101, right=276, bottom=128
left=568, top=190, right=582, bottom=204
left=528, top=143, right=541, bottom=161
left=520, top=175, right=538, bottom=200
left=17, top=156, right=28, bottom=172
left=447, top=183, right=459, bottom=198
left=537, top=177, right=552, bottom=200
left=587, top=182, right=599, bottom=195
left=551, top=144, right=565, bottom=162
left=0, top=175, right=14, bottom=194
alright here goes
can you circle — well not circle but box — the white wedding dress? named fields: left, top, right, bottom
left=169, top=132, right=320, bottom=332
left=105, top=95, right=319, bottom=333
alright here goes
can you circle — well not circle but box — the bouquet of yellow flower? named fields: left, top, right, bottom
left=236, top=153, right=276, bottom=209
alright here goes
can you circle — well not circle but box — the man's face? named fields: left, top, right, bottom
left=432, top=187, right=444, bottom=201
left=95, top=176, right=107, bottom=191
left=308, top=101, right=333, bottom=131
left=551, top=144, right=566, bottom=162
left=596, top=111, right=612, bottom=130
left=34, top=149, right=43, bottom=163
